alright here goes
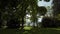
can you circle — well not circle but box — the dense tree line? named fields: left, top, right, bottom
left=0, top=0, right=38, bottom=29
left=0, top=0, right=60, bottom=29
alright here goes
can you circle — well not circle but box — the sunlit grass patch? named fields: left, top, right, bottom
left=23, top=26, right=32, bottom=30
left=55, top=29, right=60, bottom=30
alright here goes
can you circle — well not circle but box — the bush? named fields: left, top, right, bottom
left=42, top=17, right=60, bottom=28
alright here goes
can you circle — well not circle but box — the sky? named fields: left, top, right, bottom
left=37, top=0, right=53, bottom=7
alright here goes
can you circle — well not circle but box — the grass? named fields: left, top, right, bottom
left=0, top=27, right=60, bottom=34
left=23, top=26, right=32, bottom=30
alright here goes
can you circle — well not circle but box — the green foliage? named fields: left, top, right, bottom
left=37, top=7, right=47, bottom=15
left=0, top=0, right=39, bottom=29
left=53, top=0, right=60, bottom=16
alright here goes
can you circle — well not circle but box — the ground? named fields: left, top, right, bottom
left=0, top=27, right=60, bottom=34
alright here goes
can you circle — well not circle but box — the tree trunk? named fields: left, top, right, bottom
left=21, top=17, right=24, bottom=30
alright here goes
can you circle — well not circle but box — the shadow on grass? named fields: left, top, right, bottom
left=0, top=27, right=60, bottom=34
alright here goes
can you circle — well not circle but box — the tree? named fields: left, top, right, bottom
left=0, top=0, right=20, bottom=28
left=53, top=0, right=60, bottom=16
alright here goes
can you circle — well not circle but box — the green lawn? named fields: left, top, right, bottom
left=0, top=27, right=60, bottom=34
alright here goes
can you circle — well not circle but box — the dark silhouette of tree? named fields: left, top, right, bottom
left=53, top=0, right=60, bottom=16
left=37, top=7, right=47, bottom=15
left=42, top=17, right=60, bottom=27
left=0, top=0, right=21, bottom=28
left=0, top=0, right=38, bottom=29
left=44, top=0, right=50, bottom=2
